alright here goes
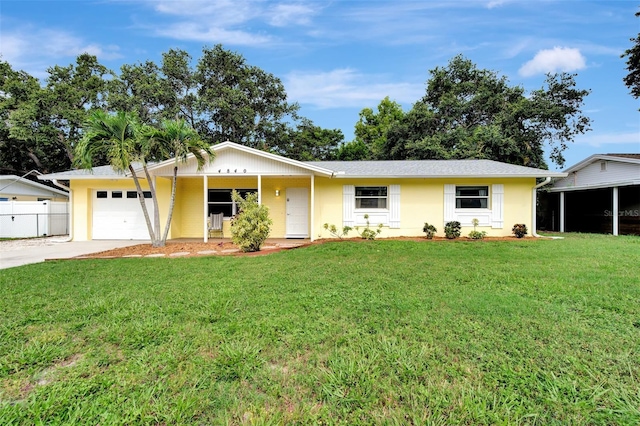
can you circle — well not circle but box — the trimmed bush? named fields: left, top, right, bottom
left=512, top=223, right=528, bottom=238
left=444, top=221, right=461, bottom=239
left=230, top=190, right=273, bottom=252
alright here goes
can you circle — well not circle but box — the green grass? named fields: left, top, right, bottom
left=1, top=234, right=639, bottom=424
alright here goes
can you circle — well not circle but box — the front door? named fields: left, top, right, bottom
left=285, top=187, right=309, bottom=238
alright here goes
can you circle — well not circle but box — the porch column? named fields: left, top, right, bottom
left=613, top=186, right=619, bottom=236
left=559, top=191, right=565, bottom=233
left=257, top=175, right=262, bottom=204
left=310, top=174, right=315, bottom=242
left=203, top=175, right=208, bottom=243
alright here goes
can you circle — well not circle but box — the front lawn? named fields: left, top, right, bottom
left=1, top=235, right=639, bottom=424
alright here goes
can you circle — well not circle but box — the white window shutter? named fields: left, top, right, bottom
left=491, top=184, right=504, bottom=228
left=444, top=184, right=455, bottom=222
left=343, top=185, right=355, bottom=227
left=389, top=184, right=400, bottom=228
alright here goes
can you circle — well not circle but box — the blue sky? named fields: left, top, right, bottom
left=1, top=0, right=639, bottom=170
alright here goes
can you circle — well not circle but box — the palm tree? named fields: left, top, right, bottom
left=75, top=110, right=158, bottom=244
left=141, top=119, right=214, bottom=244
left=76, top=111, right=214, bottom=247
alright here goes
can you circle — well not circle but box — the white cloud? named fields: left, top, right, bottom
left=267, top=3, right=317, bottom=27
left=575, top=132, right=640, bottom=147
left=486, top=0, right=510, bottom=9
left=0, top=26, right=120, bottom=75
left=154, top=0, right=259, bottom=24
left=284, top=69, right=423, bottom=109
left=154, top=22, right=272, bottom=45
left=519, top=47, right=586, bottom=77
left=150, top=0, right=316, bottom=46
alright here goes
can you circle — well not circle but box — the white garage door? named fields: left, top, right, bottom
left=92, top=190, right=154, bottom=240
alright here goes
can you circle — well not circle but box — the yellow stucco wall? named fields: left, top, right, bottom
left=313, top=177, right=535, bottom=239
left=172, top=176, right=312, bottom=239
left=70, top=175, right=535, bottom=240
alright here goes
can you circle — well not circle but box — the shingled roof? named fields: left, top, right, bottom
left=307, top=159, right=565, bottom=178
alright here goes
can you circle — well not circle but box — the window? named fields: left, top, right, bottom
left=112, top=191, right=123, bottom=199
left=126, top=191, right=152, bottom=199
left=208, top=189, right=257, bottom=217
left=96, top=191, right=108, bottom=199
left=456, top=186, right=488, bottom=209
left=355, top=186, right=387, bottom=209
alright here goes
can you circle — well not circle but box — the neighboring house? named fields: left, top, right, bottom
left=38, top=141, right=565, bottom=241
left=0, top=175, right=69, bottom=238
left=545, top=154, right=640, bottom=236
left=0, top=175, right=69, bottom=202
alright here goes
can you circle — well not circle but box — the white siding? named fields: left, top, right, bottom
left=153, top=149, right=314, bottom=176
left=554, top=160, right=640, bottom=189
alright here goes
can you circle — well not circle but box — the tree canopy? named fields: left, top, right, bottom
left=338, top=97, right=404, bottom=160
left=1, top=45, right=326, bottom=176
left=381, top=55, right=591, bottom=168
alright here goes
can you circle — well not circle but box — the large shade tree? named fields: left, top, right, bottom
left=109, top=45, right=300, bottom=149
left=75, top=110, right=213, bottom=247
left=340, top=97, right=405, bottom=160
left=1, top=55, right=111, bottom=175
left=381, top=55, right=591, bottom=168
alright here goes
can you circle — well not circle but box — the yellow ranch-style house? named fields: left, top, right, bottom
left=38, top=142, right=566, bottom=241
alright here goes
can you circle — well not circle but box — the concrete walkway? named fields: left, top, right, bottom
left=0, top=237, right=144, bottom=270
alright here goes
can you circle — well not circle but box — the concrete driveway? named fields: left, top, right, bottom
left=0, top=237, right=145, bottom=269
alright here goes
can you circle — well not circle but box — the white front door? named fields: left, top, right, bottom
left=285, top=187, right=309, bottom=238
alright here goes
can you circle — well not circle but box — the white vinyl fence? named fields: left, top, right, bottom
left=0, top=201, right=69, bottom=238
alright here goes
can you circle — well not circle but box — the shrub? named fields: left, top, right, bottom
left=355, top=214, right=383, bottom=240
left=468, top=218, right=487, bottom=240
left=512, top=223, right=528, bottom=238
left=230, top=190, right=273, bottom=252
left=422, top=222, right=437, bottom=239
left=444, top=221, right=461, bottom=239
left=323, top=223, right=352, bottom=239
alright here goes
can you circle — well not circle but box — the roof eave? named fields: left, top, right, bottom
left=331, top=173, right=567, bottom=179
left=146, top=141, right=334, bottom=177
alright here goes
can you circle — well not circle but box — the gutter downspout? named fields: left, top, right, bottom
left=51, top=179, right=72, bottom=242
left=532, top=177, right=561, bottom=239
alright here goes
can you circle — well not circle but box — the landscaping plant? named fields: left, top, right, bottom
left=468, top=218, right=487, bottom=240
left=512, top=223, right=528, bottom=238
left=230, top=190, right=272, bottom=252
left=422, top=222, right=437, bottom=239
left=323, top=223, right=352, bottom=239
left=355, top=214, right=383, bottom=240
left=444, top=220, right=461, bottom=239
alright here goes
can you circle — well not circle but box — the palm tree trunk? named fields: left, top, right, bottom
left=129, top=164, right=156, bottom=243
left=141, top=164, right=163, bottom=247
left=161, top=166, right=178, bottom=244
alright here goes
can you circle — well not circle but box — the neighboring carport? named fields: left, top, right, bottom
left=545, top=154, right=640, bottom=236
